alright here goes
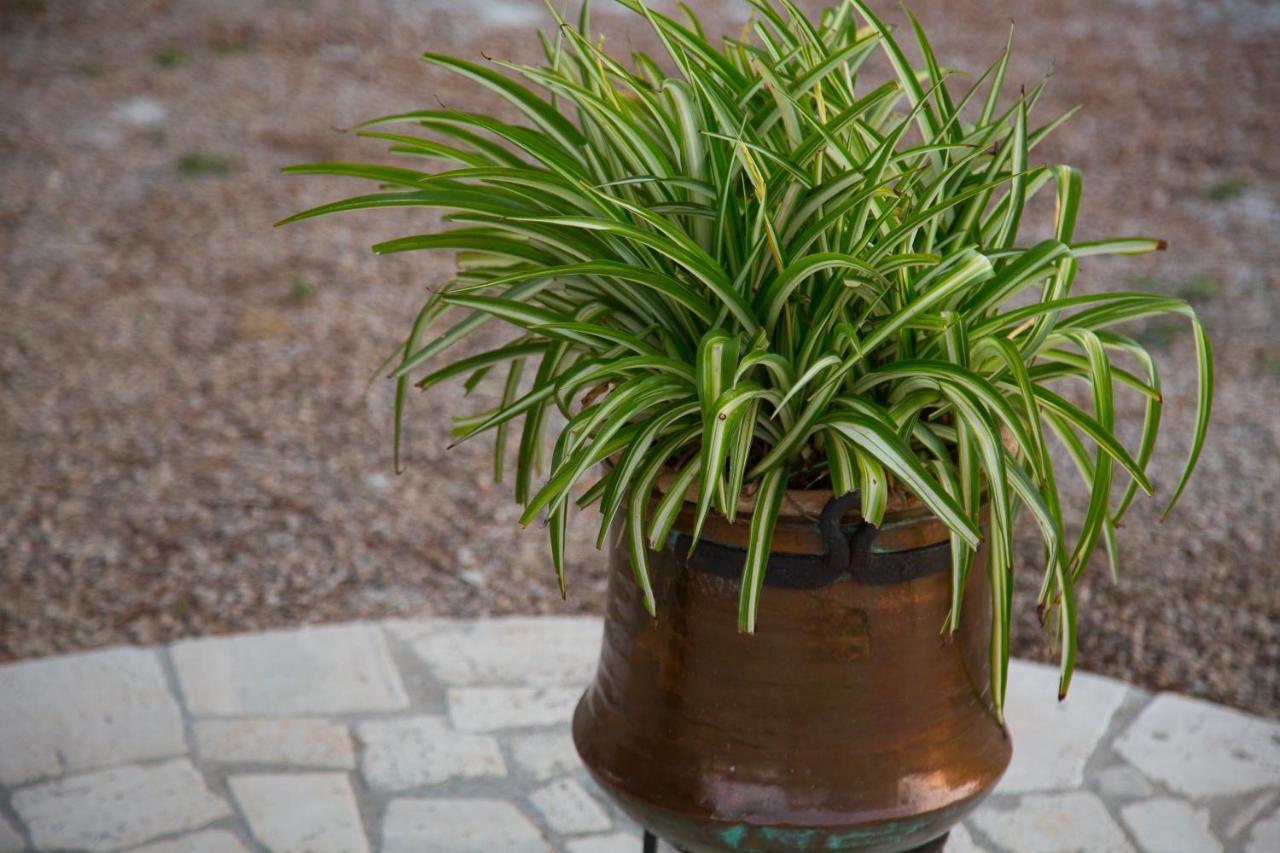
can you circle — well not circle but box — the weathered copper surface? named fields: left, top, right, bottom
left=573, top=502, right=1010, bottom=852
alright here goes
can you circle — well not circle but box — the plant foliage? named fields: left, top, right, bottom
left=279, top=0, right=1212, bottom=716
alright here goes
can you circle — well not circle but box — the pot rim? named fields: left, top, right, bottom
left=653, top=467, right=926, bottom=523
left=643, top=423, right=1015, bottom=550
left=648, top=472, right=962, bottom=556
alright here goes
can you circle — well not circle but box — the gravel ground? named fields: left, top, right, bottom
left=1, top=0, right=1277, bottom=717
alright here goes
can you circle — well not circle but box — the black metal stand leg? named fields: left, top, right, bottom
left=638, top=829, right=946, bottom=851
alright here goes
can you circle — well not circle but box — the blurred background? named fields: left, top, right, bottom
left=0, top=0, right=1275, bottom=717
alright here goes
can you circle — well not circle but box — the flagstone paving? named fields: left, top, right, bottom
left=0, top=617, right=1276, bottom=852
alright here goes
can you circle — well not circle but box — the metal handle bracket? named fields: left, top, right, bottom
left=820, top=491, right=877, bottom=574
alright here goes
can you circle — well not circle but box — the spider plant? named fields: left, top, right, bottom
left=278, top=0, right=1212, bottom=718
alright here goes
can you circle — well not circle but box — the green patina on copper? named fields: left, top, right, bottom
left=713, top=806, right=960, bottom=850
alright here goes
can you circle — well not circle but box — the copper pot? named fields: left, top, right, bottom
left=573, top=491, right=1010, bottom=852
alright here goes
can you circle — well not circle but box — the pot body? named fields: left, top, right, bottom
left=573, top=506, right=1010, bottom=852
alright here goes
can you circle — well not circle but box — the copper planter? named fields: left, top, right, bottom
left=573, top=493, right=1010, bottom=852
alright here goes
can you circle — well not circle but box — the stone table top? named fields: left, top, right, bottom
left=0, top=617, right=1275, bottom=852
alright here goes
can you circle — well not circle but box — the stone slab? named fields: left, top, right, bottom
left=172, top=623, right=408, bottom=716
left=1093, top=765, right=1155, bottom=800
left=1227, top=792, right=1278, bottom=841
left=1114, top=693, right=1280, bottom=799
left=0, top=647, right=185, bottom=786
left=529, top=777, right=612, bottom=835
left=0, top=815, right=24, bottom=853
left=129, top=829, right=250, bottom=853
left=357, top=715, right=505, bottom=790
left=228, top=772, right=368, bottom=853
left=565, top=833, right=642, bottom=853
left=998, top=660, right=1128, bottom=794
left=1246, top=806, right=1280, bottom=853
left=12, top=758, right=231, bottom=852
left=1120, top=798, right=1220, bottom=853
left=448, top=687, right=582, bottom=732
left=972, top=791, right=1134, bottom=852
left=390, top=617, right=601, bottom=686
left=194, top=718, right=354, bottom=769
left=509, top=731, right=581, bottom=781
left=382, top=798, right=550, bottom=853
left=945, top=824, right=986, bottom=853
